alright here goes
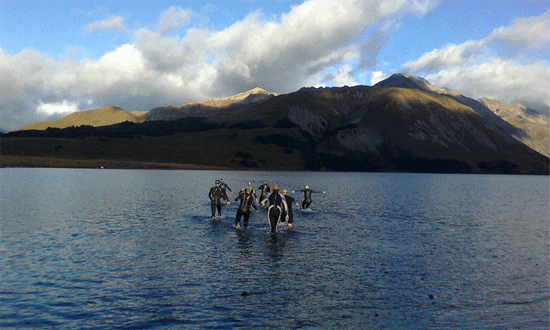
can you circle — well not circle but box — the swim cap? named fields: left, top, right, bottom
left=305, top=185, right=310, bottom=189
left=246, top=186, right=252, bottom=194
left=282, top=189, right=288, bottom=194
left=273, top=184, right=280, bottom=191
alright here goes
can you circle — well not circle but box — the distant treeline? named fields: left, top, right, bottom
left=2, top=118, right=223, bottom=139
left=1, top=117, right=303, bottom=139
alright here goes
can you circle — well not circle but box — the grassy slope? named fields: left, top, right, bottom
left=20, top=106, right=145, bottom=130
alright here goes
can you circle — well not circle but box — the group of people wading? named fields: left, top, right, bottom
left=208, top=179, right=325, bottom=233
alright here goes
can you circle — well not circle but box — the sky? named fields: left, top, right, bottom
left=0, top=0, right=548, bottom=132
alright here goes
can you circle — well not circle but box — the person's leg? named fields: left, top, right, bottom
left=216, top=201, right=222, bottom=216
left=268, top=206, right=280, bottom=233
left=211, top=200, right=216, bottom=217
left=236, top=210, right=243, bottom=226
left=243, top=211, right=250, bottom=227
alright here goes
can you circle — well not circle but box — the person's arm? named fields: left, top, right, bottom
left=260, top=194, right=269, bottom=207
left=282, top=196, right=289, bottom=221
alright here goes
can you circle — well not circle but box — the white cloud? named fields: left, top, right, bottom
left=83, top=16, right=128, bottom=34
left=487, top=9, right=550, bottom=53
left=400, top=9, right=550, bottom=114
left=322, top=64, right=358, bottom=87
left=370, top=71, right=390, bottom=85
left=37, top=100, right=79, bottom=116
left=0, top=0, right=436, bottom=131
left=157, top=6, right=191, bottom=35
left=401, top=40, right=485, bottom=74
left=425, top=58, right=549, bottom=110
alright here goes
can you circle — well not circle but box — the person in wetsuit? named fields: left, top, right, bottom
left=295, top=185, right=326, bottom=209
left=208, top=180, right=224, bottom=218
left=281, top=189, right=297, bottom=228
left=235, top=186, right=257, bottom=229
left=263, top=184, right=288, bottom=233
left=258, top=181, right=270, bottom=205
left=240, top=182, right=258, bottom=203
left=220, top=179, right=232, bottom=204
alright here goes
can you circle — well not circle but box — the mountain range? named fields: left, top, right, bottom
left=2, top=74, right=548, bottom=174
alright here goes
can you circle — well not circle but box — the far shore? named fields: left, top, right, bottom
left=0, top=155, right=231, bottom=170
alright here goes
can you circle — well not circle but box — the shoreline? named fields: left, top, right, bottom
left=0, top=155, right=231, bottom=170
left=2, top=155, right=548, bottom=175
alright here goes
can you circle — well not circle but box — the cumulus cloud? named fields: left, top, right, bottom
left=83, top=16, right=128, bottom=34
left=0, top=0, right=435, bottom=131
left=370, top=71, right=390, bottom=85
left=37, top=100, right=80, bottom=116
left=157, top=6, right=191, bottom=35
left=487, top=9, right=550, bottom=54
left=401, top=9, right=550, bottom=114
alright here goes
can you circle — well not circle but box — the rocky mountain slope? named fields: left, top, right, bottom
left=223, top=84, right=548, bottom=174
left=479, top=98, right=549, bottom=157
left=376, top=73, right=549, bottom=157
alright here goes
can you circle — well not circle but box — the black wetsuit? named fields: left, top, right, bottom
left=220, top=182, right=232, bottom=201
left=208, top=185, right=224, bottom=217
left=299, top=188, right=314, bottom=209
left=265, top=192, right=288, bottom=233
left=235, top=191, right=257, bottom=227
left=281, top=195, right=295, bottom=224
left=240, top=187, right=258, bottom=203
left=258, top=183, right=270, bottom=203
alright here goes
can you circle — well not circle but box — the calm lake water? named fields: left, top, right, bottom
left=1, top=168, right=548, bottom=329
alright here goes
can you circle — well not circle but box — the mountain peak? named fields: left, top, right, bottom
left=375, top=73, right=440, bottom=93
left=246, top=87, right=270, bottom=95
left=196, top=87, right=276, bottom=107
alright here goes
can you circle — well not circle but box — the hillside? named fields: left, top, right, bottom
left=225, top=85, right=548, bottom=174
left=18, top=78, right=548, bottom=159
left=20, top=106, right=146, bottom=130
left=479, top=98, right=549, bottom=157
left=3, top=75, right=548, bottom=174
left=145, top=88, right=277, bottom=121
left=376, top=74, right=549, bottom=157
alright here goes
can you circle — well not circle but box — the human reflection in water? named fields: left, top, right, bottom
left=265, top=232, right=290, bottom=264
left=236, top=229, right=253, bottom=260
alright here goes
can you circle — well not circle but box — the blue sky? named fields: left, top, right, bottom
left=1, top=0, right=548, bottom=131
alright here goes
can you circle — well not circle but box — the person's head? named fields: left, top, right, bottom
left=220, top=179, right=224, bottom=183
left=305, top=185, right=310, bottom=190
left=245, top=186, right=252, bottom=194
left=215, top=180, right=221, bottom=186
left=273, top=184, right=280, bottom=191
left=282, top=189, right=288, bottom=195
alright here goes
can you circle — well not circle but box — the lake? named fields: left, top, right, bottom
left=1, top=168, right=548, bottom=329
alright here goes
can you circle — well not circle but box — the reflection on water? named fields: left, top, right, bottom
left=0, top=168, right=548, bottom=329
